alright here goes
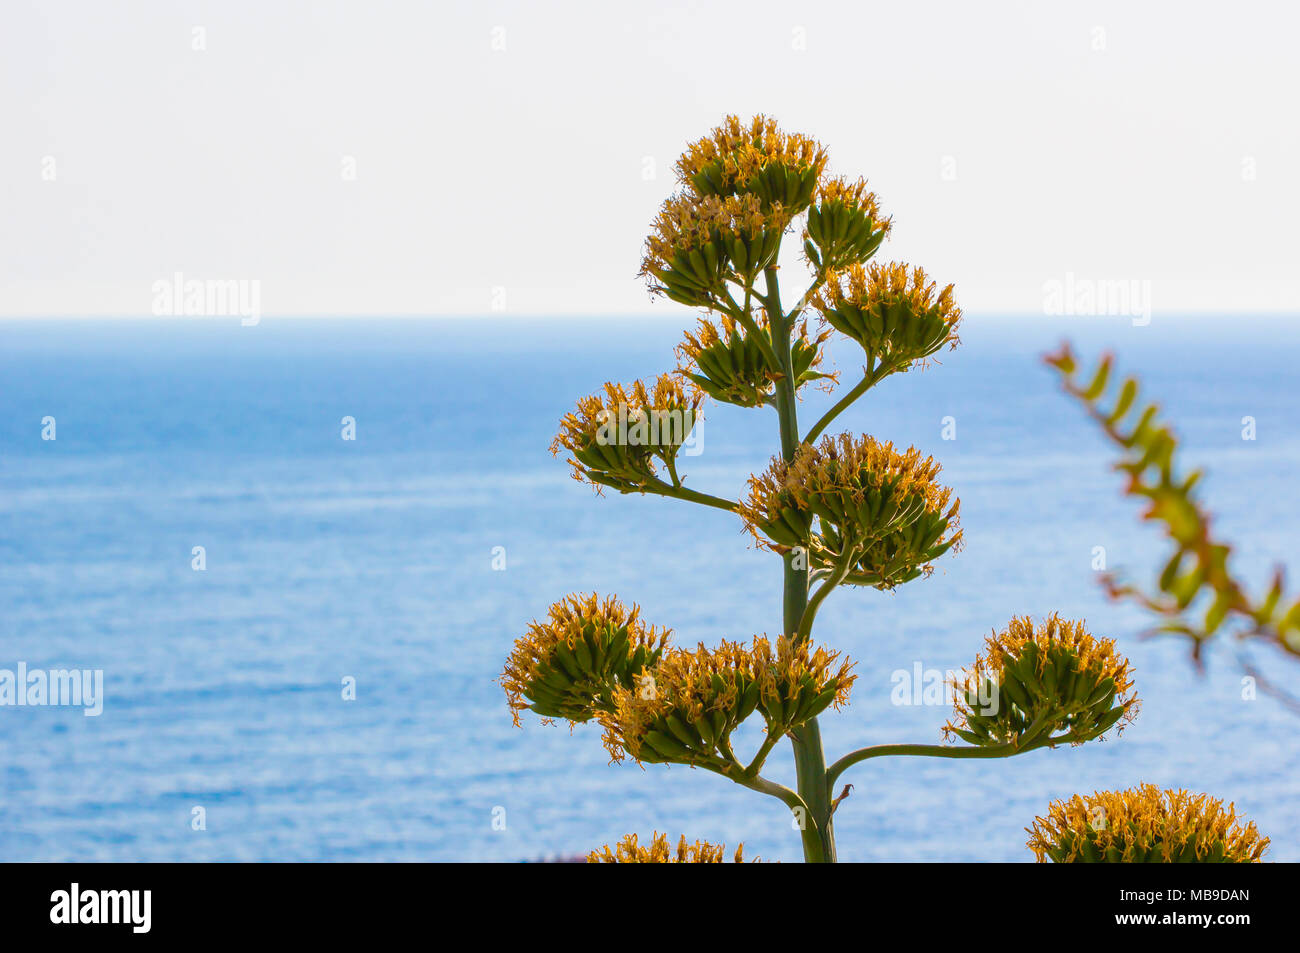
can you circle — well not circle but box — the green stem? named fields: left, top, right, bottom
left=721, top=287, right=782, bottom=372
left=765, top=264, right=836, bottom=863
left=825, top=736, right=1054, bottom=791
left=663, top=454, right=681, bottom=489
left=786, top=276, right=827, bottom=326
left=765, top=269, right=801, bottom=459
left=790, top=719, right=834, bottom=861
left=698, top=761, right=825, bottom=862
left=743, top=728, right=783, bottom=776
left=643, top=477, right=738, bottom=514
left=795, top=545, right=856, bottom=643
left=802, top=357, right=895, bottom=446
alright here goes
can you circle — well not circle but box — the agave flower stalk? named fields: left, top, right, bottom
left=502, top=115, right=1150, bottom=863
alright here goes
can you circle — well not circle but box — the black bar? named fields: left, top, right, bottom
left=0, top=861, right=1280, bottom=939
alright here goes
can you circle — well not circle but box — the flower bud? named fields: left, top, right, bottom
left=588, top=832, right=755, bottom=863
left=1027, top=784, right=1268, bottom=863
left=803, top=177, right=891, bottom=273
left=675, top=114, right=827, bottom=216
left=599, top=635, right=854, bottom=765
left=753, top=635, right=855, bottom=734
left=551, top=375, right=702, bottom=493
left=678, top=312, right=831, bottom=408
left=739, top=434, right=962, bottom=588
left=945, top=615, right=1137, bottom=748
left=500, top=593, right=668, bottom=726
left=814, top=262, right=961, bottom=369
left=599, top=639, right=765, bottom=765
left=641, top=192, right=781, bottom=304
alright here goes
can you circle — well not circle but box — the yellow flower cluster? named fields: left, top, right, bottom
left=551, top=374, right=702, bottom=491
left=740, top=434, right=960, bottom=548
left=599, top=635, right=854, bottom=765
left=640, top=115, right=829, bottom=303
left=802, top=176, right=892, bottom=274
left=739, top=435, right=962, bottom=590
left=978, top=615, right=1134, bottom=700
left=676, top=311, right=831, bottom=408
left=789, top=434, right=951, bottom=514
left=814, top=262, right=962, bottom=366
left=678, top=311, right=765, bottom=365
left=817, top=261, right=952, bottom=313
left=640, top=192, right=768, bottom=287
left=816, top=176, right=888, bottom=222
left=675, top=114, right=827, bottom=198
left=1027, top=784, right=1269, bottom=863
left=588, top=832, right=754, bottom=863
left=759, top=634, right=856, bottom=722
left=945, top=615, right=1137, bottom=747
left=500, top=593, right=669, bottom=727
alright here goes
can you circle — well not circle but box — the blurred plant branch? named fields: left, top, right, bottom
left=1046, top=343, right=1300, bottom=708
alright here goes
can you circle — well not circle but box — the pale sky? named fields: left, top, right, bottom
left=2, top=0, right=1297, bottom=317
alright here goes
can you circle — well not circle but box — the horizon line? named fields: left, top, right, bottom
left=2, top=310, right=1297, bottom=322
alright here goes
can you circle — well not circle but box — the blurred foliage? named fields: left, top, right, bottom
left=1047, top=343, right=1300, bottom=708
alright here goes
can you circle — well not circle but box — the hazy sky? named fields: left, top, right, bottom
left=3, top=0, right=1297, bottom=317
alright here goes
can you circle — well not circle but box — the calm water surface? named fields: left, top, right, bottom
left=1, top=314, right=1297, bottom=861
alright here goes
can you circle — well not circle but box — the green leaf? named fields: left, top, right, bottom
left=1107, top=378, right=1138, bottom=424
left=1082, top=357, right=1112, bottom=400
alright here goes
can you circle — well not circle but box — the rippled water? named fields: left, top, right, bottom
left=1, top=314, right=1297, bottom=861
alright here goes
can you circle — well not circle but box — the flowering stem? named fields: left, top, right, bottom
left=795, top=546, right=856, bottom=644
left=825, top=735, right=1057, bottom=791
left=663, top=455, right=682, bottom=489
left=642, top=477, right=739, bottom=514
left=802, top=357, right=896, bottom=446
left=765, top=263, right=837, bottom=863
left=697, top=761, right=825, bottom=862
left=716, top=734, right=740, bottom=766
left=721, top=287, right=782, bottom=373
left=742, top=725, right=783, bottom=776
left=764, top=268, right=801, bottom=459
left=785, top=276, right=826, bottom=327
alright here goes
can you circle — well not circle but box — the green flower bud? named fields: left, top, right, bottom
left=675, top=114, right=827, bottom=216
left=598, top=636, right=854, bottom=765
left=814, top=262, right=961, bottom=370
left=945, top=615, right=1138, bottom=748
left=739, top=434, right=962, bottom=589
left=804, top=177, right=891, bottom=273
left=677, top=312, right=831, bottom=409
left=551, top=375, right=702, bottom=493
left=500, top=593, right=668, bottom=726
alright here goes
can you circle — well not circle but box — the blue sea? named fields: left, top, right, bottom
left=1, top=314, right=1297, bottom=862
